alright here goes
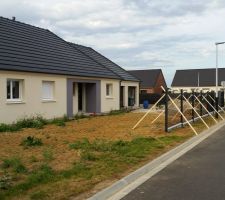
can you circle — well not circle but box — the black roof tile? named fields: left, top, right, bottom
left=69, top=43, right=139, bottom=82
left=128, top=69, right=164, bottom=87
left=0, top=17, right=119, bottom=79
left=172, top=68, right=225, bottom=87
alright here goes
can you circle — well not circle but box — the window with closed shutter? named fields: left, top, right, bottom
left=42, top=81, right=54, bottom=100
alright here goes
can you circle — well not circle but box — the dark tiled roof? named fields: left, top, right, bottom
left=0, top=17, right=119, bottom=79
left=69, top=43, right=139, bottom=82
left=171, top=68, right=225, bottom=87
left=128, top=69, right=163, bottom=87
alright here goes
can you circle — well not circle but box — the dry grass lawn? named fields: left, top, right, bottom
left=0, top=111, right=221, bottom=200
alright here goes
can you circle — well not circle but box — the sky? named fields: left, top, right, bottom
left=1, top=0, right=225, bottom=85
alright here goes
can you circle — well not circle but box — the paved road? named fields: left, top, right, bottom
left=122, top=125, right=225, bottom=200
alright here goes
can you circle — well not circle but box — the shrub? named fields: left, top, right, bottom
left=0, top=123, right=20, bottom=132
left=2, top=157, right=27, bottom=173
left=16, top=117, right=47, bottom=129
left=21, top=136, right=43, bottom=147
left=0, top=115, right=71, bottom=133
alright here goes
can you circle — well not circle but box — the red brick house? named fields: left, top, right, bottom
left=128, top=69, right=167, bottom=94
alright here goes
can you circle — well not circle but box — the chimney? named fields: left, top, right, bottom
left=12, top=16, right=16, bottom=21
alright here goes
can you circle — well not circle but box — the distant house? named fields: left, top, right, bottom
left=0, top=17, right=139, bottom=124
left=129, top=69, right=167, bottom=94
left=171, top=68, right=225, bottom=92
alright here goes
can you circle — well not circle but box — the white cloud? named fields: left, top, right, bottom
left=1, top=0, right=225, bottom=85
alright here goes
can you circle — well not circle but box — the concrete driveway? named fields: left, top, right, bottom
left=122, top=124, right=225, bottom=200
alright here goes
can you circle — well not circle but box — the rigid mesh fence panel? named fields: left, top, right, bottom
left=165, top=90, right=222, bottom=131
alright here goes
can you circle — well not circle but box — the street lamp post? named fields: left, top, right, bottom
left=215, top=42, right=225, bottom=118
left=215, top=42, right=225, bottom=97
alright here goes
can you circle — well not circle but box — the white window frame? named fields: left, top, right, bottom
left=42, top=81, right=55, bottom=101
left=106, top=83, right=113, bottom=97
left=7, top=79, right=23, bottom=102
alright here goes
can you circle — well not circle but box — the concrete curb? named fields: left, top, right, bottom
left=88, top=121, right=225, bottom=200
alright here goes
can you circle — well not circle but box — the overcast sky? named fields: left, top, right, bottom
left=1, top=0, right=225, bottom=85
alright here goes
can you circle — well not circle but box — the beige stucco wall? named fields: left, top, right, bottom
left=0, top=70, right=67, bottom=124
left=121, top=81, right=139, bottom=107
left=101, top=79, right=120, bottom=112
left=0, top=70, right=140, bottom=123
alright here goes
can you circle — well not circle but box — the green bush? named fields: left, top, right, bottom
left=16, top=117, right=47, bottom=129
left=0, top=115, right=71, bottom=133
left=0, top=123, right=21, bottom=132
left=21, top=136, right=43, bottom=147
left=2, top=157, right=27, bottom=173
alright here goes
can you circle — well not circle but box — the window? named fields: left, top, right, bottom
left=106, top=84, right=113, bottom=97
left=7, top=79, right=23, bottom=101
left=42, top=81, right=54, bottom=100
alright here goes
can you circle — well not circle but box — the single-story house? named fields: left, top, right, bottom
left=0, top=16, right=139, bottom=124
left=128, top=69, right=167, bottom=94
left=171, top=68, right=225, bottom=92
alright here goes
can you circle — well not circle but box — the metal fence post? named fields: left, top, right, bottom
left=200, top=90, right=203, bottom=116
left=192, top=90, right=195, bottom=122
left=165, top=88, right=168, bottom=132
left=180, top=89, right=184, bottom=127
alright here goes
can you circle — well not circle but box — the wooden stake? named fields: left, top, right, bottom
left=194, top=95, right=218, bottom=123
left=151, top=94, right=181, bottom=124
left=172, top=95, right=192, bottom=121
left=182, top=95, right=209, bottom=129
left=132, top=94, right=165, bottom=129
left=160, top=86, right=198, bottom=135
left=208, top=94, right=225, bottom=112
left=202, top=95, right=224, bottom=120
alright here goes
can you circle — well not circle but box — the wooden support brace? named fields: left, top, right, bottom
left=172, top=95, right=193, bottom=121
left=182, top=95, right=209, bottom=129
left=168, top=94, right=198, bottom=135
left=194, top=95, right=218, bottom=123
left=132, top=94, right=165, bottom=130
left=161, top=86, right=198, bottom=136
left=202, top=95, right=224, bottom=120
left=208, top=94, right=225, bottom=113
left=151, top=94, right=181, bottom=124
